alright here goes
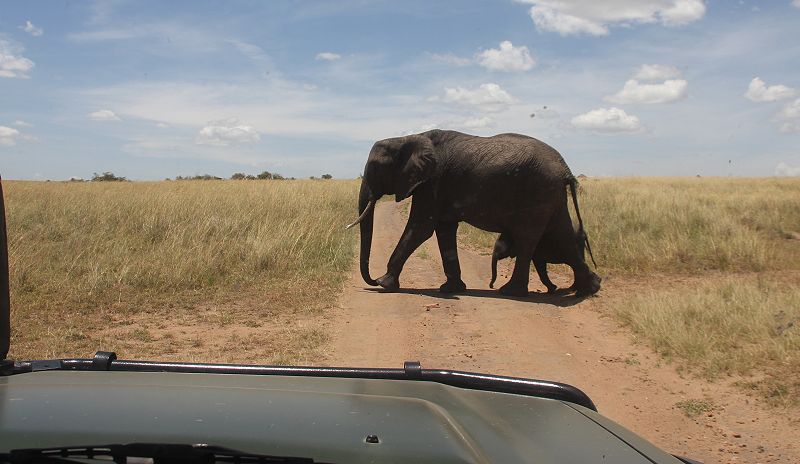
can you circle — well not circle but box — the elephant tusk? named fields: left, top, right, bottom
left=345, top=200, right=375, bottom=230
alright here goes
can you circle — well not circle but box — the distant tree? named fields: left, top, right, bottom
left=272, top=173, right=285, bottom=180
left=245, top=175, right=256, bottom=180
left=321, top=174, right=333, bottom=180
left=310, top=176, right=316, bottom=180
left=91, top=172, right=127, bottom=182
left=231, top=173, right=246, bottom=180
left=174, top=174, right=222, bottom=181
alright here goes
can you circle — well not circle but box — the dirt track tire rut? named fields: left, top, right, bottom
left=324, top=201, right=799, bottom=463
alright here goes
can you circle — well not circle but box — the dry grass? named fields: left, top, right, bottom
left=579, top=177, right=800, bottom=274
left=614, top=276, right=800, bottom=407
left=675, top=398, right=716, bottom=418
left=460, top=177, right=800, bottom=273
left=5, top=179, right=359, bottom=362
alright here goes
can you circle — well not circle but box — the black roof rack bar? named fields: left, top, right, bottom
left=13, top=352, right=597, bottom=411
left=0, top=175, right=11, bottom=362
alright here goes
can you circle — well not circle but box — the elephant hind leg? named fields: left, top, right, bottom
left=534, top=258, right=557, bottom=293
left=547, top=205, right=601, bottom=297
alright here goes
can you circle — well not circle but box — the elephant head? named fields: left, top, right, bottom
left=345, top=134, right=437, bottom=286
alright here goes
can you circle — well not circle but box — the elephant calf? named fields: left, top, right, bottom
left=490, top=228, right=597, bottom=295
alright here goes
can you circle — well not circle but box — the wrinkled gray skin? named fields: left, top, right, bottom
left=355, top=129, right=601, bottom=297
left=490, top=227, right=596, bottom=295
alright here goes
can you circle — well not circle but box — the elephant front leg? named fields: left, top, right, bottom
left=376, top=215, right=435, bottom=292
left=435, top=221, right=466, bottom=293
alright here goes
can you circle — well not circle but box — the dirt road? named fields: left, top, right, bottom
left=324, top=201, right=798, bottom=463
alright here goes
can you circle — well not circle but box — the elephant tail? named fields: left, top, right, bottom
left=489, top=253, right=498, bottom=289
left=568, top=177, right=598, bottom=269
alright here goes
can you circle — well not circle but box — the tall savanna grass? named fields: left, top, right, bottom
left=460, top=177, right=800, bottom=274
left=615, top=277, right=800, bottom=407
left=581, top=177, right=800, bottom=273
left=7, top=180, right=358, bottom=307
left=5, top=180, right=359, bottom=358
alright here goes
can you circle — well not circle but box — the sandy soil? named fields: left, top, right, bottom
left=323, top=201, right=799, bottom=464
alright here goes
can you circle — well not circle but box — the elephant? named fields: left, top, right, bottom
left=489, top=225, right=598, bottom=295
left=346, top=129, right=601, bottom=297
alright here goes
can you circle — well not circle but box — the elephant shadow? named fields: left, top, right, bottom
left=364, top=287, right=590, bottom=308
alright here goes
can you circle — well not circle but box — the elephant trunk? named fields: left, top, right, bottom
left=357, top=180, right=378, bottom=286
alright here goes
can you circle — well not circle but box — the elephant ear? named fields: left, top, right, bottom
left=394, top=135, right=436, bottom=202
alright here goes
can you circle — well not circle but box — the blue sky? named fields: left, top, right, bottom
left=1, top=0, right=799, bottom=180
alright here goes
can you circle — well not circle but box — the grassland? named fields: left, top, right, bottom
left=6, top=177, right=800, bottom=406
left=459, top=177, right=800, bottom=407
left=460, top=177, right=800, bottom=274
left=5, top=179, right=359, bottom=362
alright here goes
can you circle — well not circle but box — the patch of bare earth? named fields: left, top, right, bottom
left=322, top=201, right=799, bottom=464
left=89, top=291, right=331, bottom=365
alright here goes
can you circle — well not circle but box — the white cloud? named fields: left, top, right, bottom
left=458, top=116, right=496, bottom=130
left=196, top=118, right=261, bottom=146
left=430, top=53, right=472, bottom=67
left=316, top=52, right=341, bottom=61
left=744, top=77, right=796, bottom=102
left=475, top=41, right=535, bottom=72
left=88, top=109, right=121, bottom=121
left=13, top=120, right=32, bottom=127
left=776, top=98, right=800, bottom=133
left=775, top=162, right=800, bottom=176
left=22, top=20, right=43, bottom=37
left=83, top=79, right=420, bottom=143
left=779, top=122, right=800, bottom=133
left=793, top=0, right=800, bottom=9
left=529, top=6, right=608, bottom=36
left=659, top=0, right=707, bottom=25
left=633, top=64, right=682, bottom=80
left=0, top=126, right=22, bottom=146
left=606, top=79, right=688, bottom=104
left=520, top=0, right=706, bottom=36
left=571, top=107, right=642, bottom=133
left=778, top=98, right=800, bottom=119
left=0, top=39, right=35, bottom=78
left=436, top=83, right=515, bottom=112
left=402, top=116, right=496, bottom=136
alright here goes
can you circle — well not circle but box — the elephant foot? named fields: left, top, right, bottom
left=575, top=272, right=602, bottom=297
left=439, top=279, right=467, bottom=294
left=545, top=284, right=558, bottom=294
left=499, top=281, right=529, bottom=297
left=376, top=273, right=400, bottom=292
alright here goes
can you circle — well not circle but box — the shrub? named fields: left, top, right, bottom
left=91, top=172, right=127, bottom=182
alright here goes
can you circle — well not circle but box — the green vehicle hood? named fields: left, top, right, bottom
left=0, top=370, right=681, bottom=463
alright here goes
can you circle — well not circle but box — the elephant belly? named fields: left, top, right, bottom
left=436, top=167, right=566, bottom=233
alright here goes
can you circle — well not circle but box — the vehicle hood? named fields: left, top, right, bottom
left=0, top=370, right=680, bottom=463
